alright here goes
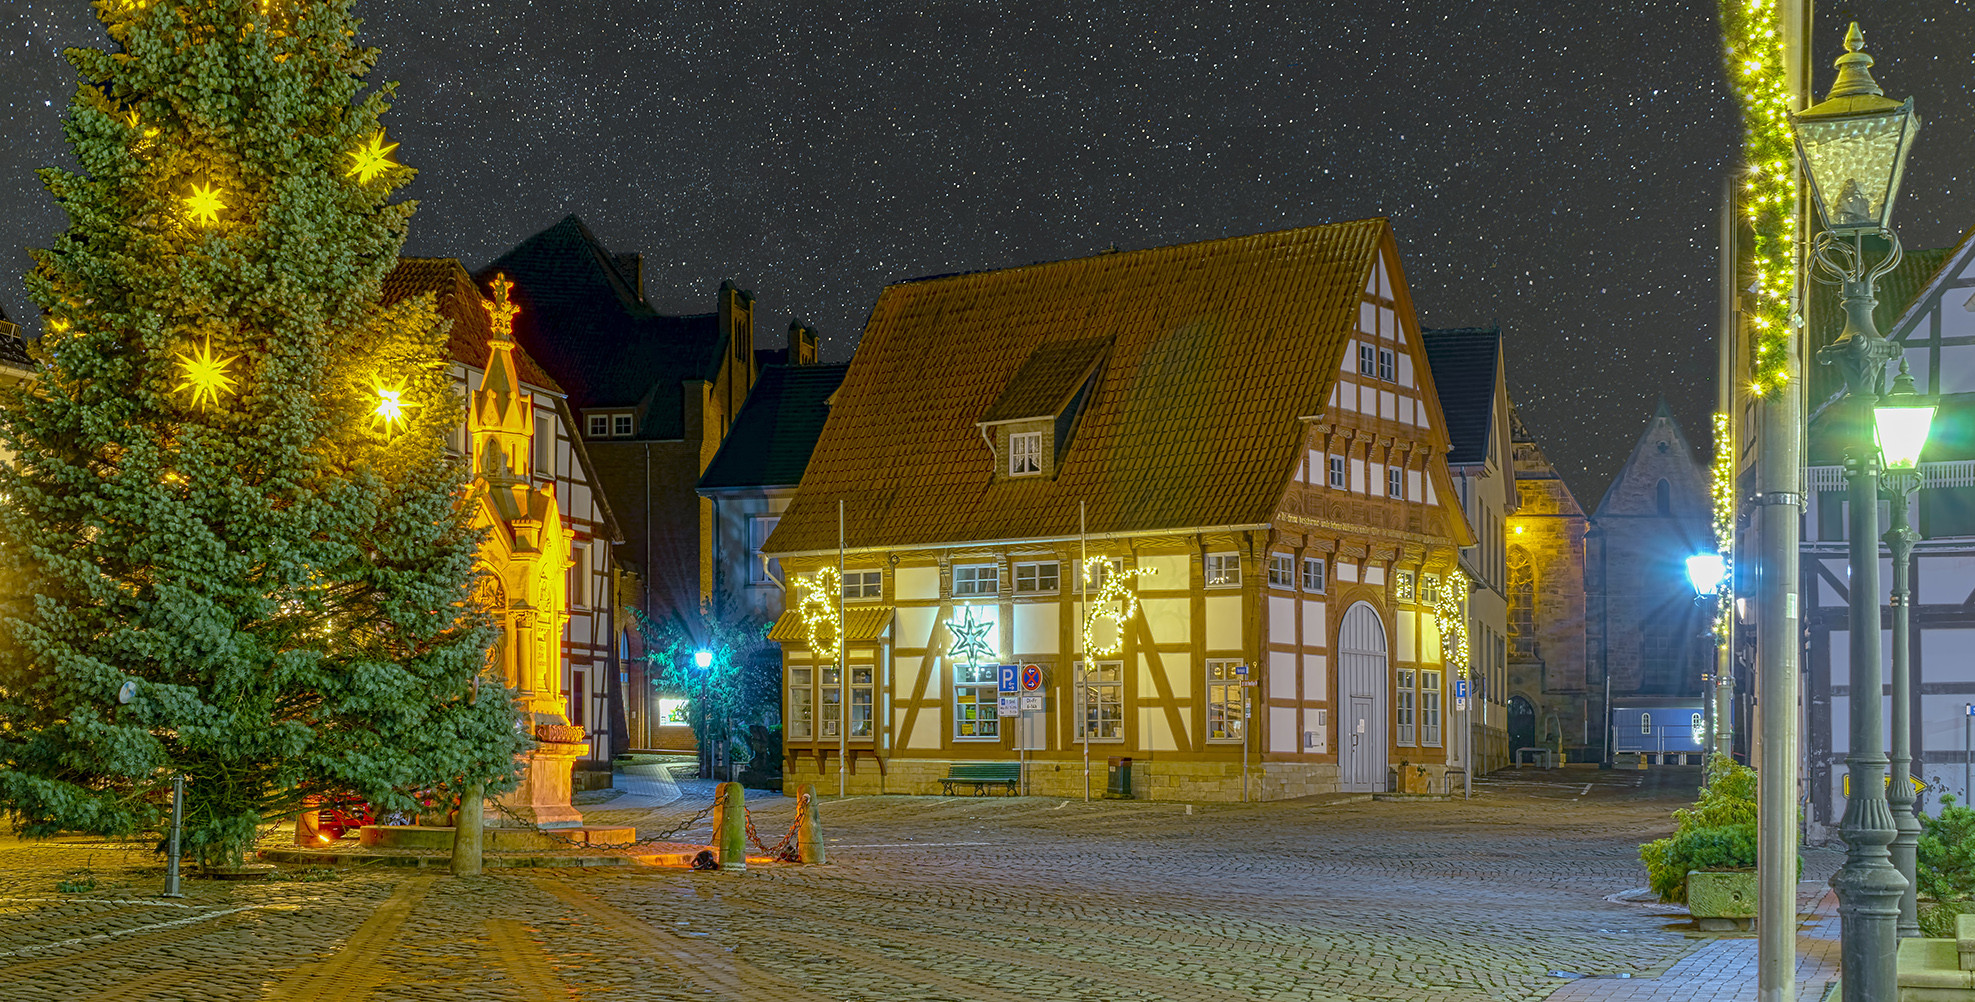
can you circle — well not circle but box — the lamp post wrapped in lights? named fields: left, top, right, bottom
left=1879, top=359, right=1936, bottom=939
left=1796, top=22, right=1924, bottom=1000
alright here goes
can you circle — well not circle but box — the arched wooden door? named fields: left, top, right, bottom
left=1338, top=602, right=1389, bottom=792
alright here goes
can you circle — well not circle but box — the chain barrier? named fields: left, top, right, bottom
left=484, top=798, right=718, bottom=852
left=743, top=807, right=801, bottom=862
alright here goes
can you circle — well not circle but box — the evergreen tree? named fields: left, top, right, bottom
left=0, top=0, right=523, bottom=866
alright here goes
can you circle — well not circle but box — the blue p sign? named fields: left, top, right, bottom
left=998, top=665, right=1019, bottom=694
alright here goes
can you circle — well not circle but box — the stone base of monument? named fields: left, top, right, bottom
left=357, top=824, right=638, bottom=852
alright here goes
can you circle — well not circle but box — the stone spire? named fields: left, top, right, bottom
left=473, top=273, right=533, bottom=483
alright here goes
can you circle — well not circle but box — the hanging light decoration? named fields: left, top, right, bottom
left=182, top=183, right=225, bottom=227
left=344, top=131, right=399, bottom=185
left=371, top=382, right=414, bottom=434
left=174, top=340, right=238, bottom=409
left=1720, top=0, right=1800, bottom=396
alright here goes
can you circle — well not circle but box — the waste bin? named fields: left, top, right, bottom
left=1105, top=756, right=1133, bottom=799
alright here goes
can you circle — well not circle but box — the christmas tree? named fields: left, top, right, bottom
left=0, top=0, right=523, bottom=867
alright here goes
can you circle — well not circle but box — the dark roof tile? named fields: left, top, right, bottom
left=698, top=364, right=850, bottom=490
left=1422, top=327, right=1500, bottom=467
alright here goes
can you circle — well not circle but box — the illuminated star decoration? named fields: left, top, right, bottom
left=174, top=340, right=239, bottom=410
left=344, top=131, right=399, bottom=185
left=182, top=183, right=225, bottom=226
left=371, top=382, right=414, bottom=434
left=482, top=273, right=520, bottom=342
left=944, top=606, right=996, bottom=667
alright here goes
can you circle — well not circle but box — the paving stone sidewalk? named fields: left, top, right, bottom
left=0, top=766, right=1841, bottom=1001
left=1547, top=887, right=1841, bottom=1002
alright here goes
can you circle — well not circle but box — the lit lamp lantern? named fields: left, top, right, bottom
left=1791, top=24, right=1920, bottom=236
left=693, top=649, right=714, bottom=670
left=1686, top=553, right=1727, bottom=598
left=1874, top=362, right=1936, bottom=472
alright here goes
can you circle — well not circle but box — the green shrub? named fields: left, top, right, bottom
left=1919, top=794, right=1975, bottom=902
left=1640, top=759, right=1760, bottom=903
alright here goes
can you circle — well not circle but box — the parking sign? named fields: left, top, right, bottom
left=998, top=665, right=1019, bottom=694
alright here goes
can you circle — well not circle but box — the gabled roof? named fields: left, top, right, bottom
left=979, top=337, right=1110, bottom=424
left=474, top=216, right=725, bottom=438
left=1421, top=327, right=1500, bottom=467
left=765, top=219, right=1404, bottom=556
left=380, top=259, right=562, bottom=393
left=1594, top=402, right=1708, bottom=518
left=699, top=364, right=850, bottom=491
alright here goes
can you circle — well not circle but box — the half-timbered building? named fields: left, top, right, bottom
left=761, top=220, right=1476, bottom=800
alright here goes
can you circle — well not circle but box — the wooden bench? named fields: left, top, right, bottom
left=938, top=762, right=1021, bottom=796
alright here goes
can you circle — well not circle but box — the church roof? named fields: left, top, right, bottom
left=764, top=218, right=1398, bottom=556
left=1594, top=404, right=1708, bottom=519
left=1422, top=327, right=1500, bottom=467
left=699, top=363, right=850, bottom=491
left=474, top=216, right=726, bottom=438
left=379, top=258, right=562, bottom=393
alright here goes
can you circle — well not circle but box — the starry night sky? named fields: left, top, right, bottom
left=2, top=3, right=1970, bottom=499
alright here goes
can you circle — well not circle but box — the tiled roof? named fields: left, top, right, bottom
left=765, top=219, right=1391, bottom=555
left=979, top=336, right=1110, bottom=423
left=380, top=258, right=562, bottom=393
left=473, top=216, right=725, bottom=438
left=1422, top=327, right=1499, bottom=467
left=698, top=363, right=850, bottom=491
left=0, top=305, right=32, bottom=372
left=766, top=606, right=895, bottom=644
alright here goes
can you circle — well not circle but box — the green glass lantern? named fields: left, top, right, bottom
left=1874, top=360, right=1936, bottom=471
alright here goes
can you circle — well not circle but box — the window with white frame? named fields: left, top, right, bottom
left=613, top=414, right=634, bottom=437
left=587, top=414, right=609, bottom=437
left=1329, top=456, right=1347, bottom=489
left=1394, top=570, right=1415, bottom=603
left=1420, top=574, right=1440, bottom=605
left=953, top=563, right=999, bottom=597
left=842, top=569, right=882, bottom=599
left=1076, top=661, right=1124, bottom=740
left=1205, top=553, right=1241, bottom=588
left=1009, top=432, right=1042, bottom=476
left=1421, top=670, right=1442, bottom=746
left=1378, top=348, right=1395, bottom=382
left=1206, top=659, right=1246, bottom=741
left=1387, top=466, right=1404, bottom=499
left=820, top=666, right=843, bottom=739
left=955, top=661, right=1000, bottom=739
left=568, top=544, right=588, bottom=608
left=1258, top=555, right=1289, bottom=589
left=1081, top=557, right=1121, bottom=592
left=1014, top=560, right=1059, bottom=594
left=1396, top=668, right=1417, bottom=745
left=850, top=665, right=874, bottom=737
left=748, top=516, right=781, bottom=584
left=1359, top=343, right=1377, bottom=376
left=533, top=417, right=553, bottom=476
left=1302, top=556, right=1326, bottom=593
left=788, top=667, right=813, bottom=740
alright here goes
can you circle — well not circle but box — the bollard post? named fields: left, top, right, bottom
left=163, top=774, right=184, bottom=898
left=295, top=796, right=324, bottom=847
left=796, top=783, right=826, bottom=865
left=713, top=782, right=747, bottom=871
left=450, top=782, right=484, bottom=877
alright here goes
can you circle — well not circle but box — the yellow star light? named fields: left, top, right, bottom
left=345, top=132, right=399, bottom=185
left=182, top=183, right=225, bottom=226
left=371, top=383, right=414, bottom=434
left=175, top=340, right=239, bottom=410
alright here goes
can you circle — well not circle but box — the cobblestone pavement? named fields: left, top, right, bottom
left=0, top=766, right=1841, bottom=1001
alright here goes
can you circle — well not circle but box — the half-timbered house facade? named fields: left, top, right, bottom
left=761, top=220, right=1475, bottom=800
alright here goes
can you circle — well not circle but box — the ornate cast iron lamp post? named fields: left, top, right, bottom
left=1878, top=361, right=1936, bottom=938
left=1795, top=23, right=1922, bottom=1000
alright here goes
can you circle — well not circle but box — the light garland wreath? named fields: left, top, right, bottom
left=1082, top=559, right=1154, bottom=657
left=1433, top=568, right=1471, bottom=677
left=798, top=567, right=842, bottom=666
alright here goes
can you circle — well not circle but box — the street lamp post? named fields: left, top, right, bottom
left=1879, top=361, right=1936, bottom=939
left=1687, top=552, right=1730, bottom=763
left=1794, top=23, right=1922, bottom=1002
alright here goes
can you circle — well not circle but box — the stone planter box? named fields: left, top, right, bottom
left=1687, top=869, right=1757, bottom=931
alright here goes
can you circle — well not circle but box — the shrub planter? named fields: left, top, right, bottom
left=1687, top=870, right=1758, bottom=931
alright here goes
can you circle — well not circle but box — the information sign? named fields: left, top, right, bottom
left=1454, top=679, right=1468, bottom=700
left=997, top=696, right=1021, bottom=717
left=1020, top=695, right=1043, bottom=711
left=998, top=665, right=1019, bottom=694
left=1234, top=664, right=1249, bottom=677
left=1021, top=663, right=1043, bottom=692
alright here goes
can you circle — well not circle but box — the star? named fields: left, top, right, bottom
left=345, top=131, right=399, bottom=185
left=182, top=183, right=225, bottom=227
left=945, top=606, right=995, bottom=666
left=372, top=382, right=413, bottom=433
left=174, top=340, right=238, bottom=409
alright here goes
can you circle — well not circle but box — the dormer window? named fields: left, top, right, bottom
left=613, top=414, right=634, bottom=437
left=584, top=411, right=636, bottom=438
left=588, top=414, right=608, bottom=437
left=1009, top=432, right=1042, bottom=476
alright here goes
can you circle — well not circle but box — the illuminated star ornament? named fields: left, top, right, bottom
left=945, top=606, right=996, bottom=666
left=182, top=183, right=225, bottom=226
left=345, top=131, right=399, bottom=185
left=174, top=340, right=239, bottom=409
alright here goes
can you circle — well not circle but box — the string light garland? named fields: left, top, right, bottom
left=1432, top=568, right=1471, bottom=677
left=344, top=131, right=399, bottom=185
left=182, top=183, right=225, bottom=227
left=174, top=340, right=238, bottom=409
left=1082, top=559, right=1154, bottom=657
left=944, top=605, right=996, bottom=666
left=1720, top=0, right=1800, bottom=396
left=1710, top=412, right=1735, bottom=553
left=797, top=567, right=842, bottom=667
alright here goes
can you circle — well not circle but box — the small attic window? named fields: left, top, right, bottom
left=1009, top=432, right=1042, bottom=476
left=977, top=336, right=1110, bottom=483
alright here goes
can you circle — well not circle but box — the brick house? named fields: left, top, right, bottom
left=761, top=219, right=1477, bottom=800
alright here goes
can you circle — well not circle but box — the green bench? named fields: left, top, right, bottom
left=938, top=762, right=1021, bottom=796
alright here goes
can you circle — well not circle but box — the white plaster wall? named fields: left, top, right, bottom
left=1268, top=595, right=1296, bottom=645
left=895, top=565, right=940, bottom=601
left=1205, top=595, right=1243, bottom=650
left=1269, top=650, right=1296, bottom=700
left=1139, top=554, right=1191, bottom=586
left=1397, top=610, right=1415, bottom=662
left=1921, top=558, right=1975, bottom=607
left=1014, top=603, right=1059, bottom=654
left=1303, top=599, right=1327, bottom=645
left=1140, top=597, right=1190, bottom=646
left=1270, top=706, right=1298, bottom=753
left=1302, top=653, right=1328, bottom=701
left=895, top=606, right=940, bottom=651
